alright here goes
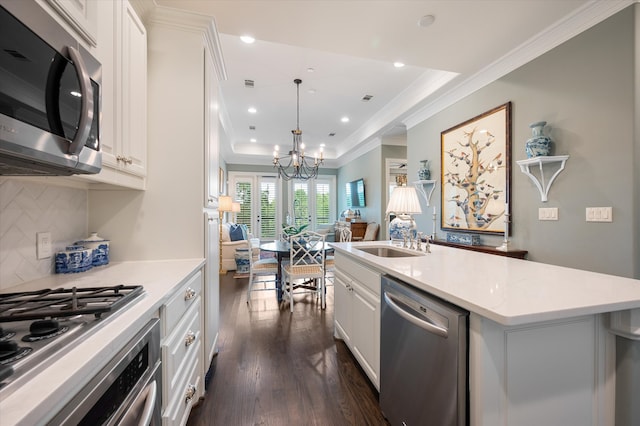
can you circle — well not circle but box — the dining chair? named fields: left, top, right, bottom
left=281, top=231, right=326, bottom=312
left=325, top=227, right=351, bottom=285
left=246, top=248, right=279, bottom=306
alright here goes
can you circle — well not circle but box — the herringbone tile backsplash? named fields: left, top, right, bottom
left=0, top=179, right=87, bottom=290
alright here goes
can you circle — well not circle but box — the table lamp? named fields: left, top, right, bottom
left=386, top=186, right=422, bottom=240
left=218, top=196, right=233, bottom=274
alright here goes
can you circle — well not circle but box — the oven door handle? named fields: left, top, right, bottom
left=134, top=380, right=158, bottom=426
left=118, top=379, right=157, bottom=426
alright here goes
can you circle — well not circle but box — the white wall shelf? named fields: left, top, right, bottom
left=516, top=155, right=569, bottom=202
left=413, top=180, right=437, bottom=206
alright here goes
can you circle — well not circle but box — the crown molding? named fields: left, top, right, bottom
left=142, top=0, right=227, bottom=81
left=334, top=69, right=457, bottom=159
left=333, top=137, right=383, bottom=169
left=403, top=0, right=635, bottom=130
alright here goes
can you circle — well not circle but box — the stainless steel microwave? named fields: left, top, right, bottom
left=0, top=1, right=101, bottom=176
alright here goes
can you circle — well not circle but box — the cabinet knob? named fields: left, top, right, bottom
left=185, top=331, right=196, bottom=346
left=185, top=384, right=197, bottom=403
left=184, top=287, right=196, bottom=300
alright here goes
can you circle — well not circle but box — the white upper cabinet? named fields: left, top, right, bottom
left=43, top=0, right=98, bottom=47
left=120, top=1, right=147, bottom=178
left=80, top=0, right=147, bottom=189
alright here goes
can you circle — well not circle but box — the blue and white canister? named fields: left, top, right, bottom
left=55, top=245, right=93, bottom=273
left=75, top=232, right=110, bottom=266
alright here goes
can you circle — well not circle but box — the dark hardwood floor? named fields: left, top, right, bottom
left=187, top=272, right=389, bottom=426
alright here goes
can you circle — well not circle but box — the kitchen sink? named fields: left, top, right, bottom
left=356, top=246, right=423, bottom=258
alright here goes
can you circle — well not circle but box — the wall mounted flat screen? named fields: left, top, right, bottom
left=346, top=178, right=366, bottom=207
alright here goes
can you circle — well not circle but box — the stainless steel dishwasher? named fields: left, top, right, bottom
left=380, top=275, right=469, bottom=426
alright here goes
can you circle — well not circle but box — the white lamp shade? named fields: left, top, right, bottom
left=219, top=195, right=233, bottom=212
left=231, top=202, right=241, bottom=213
left=386, top=186, right=422, bottom=215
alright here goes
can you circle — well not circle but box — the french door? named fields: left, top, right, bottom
left=229, top=173, right=280, bottom=240
left=288, top=176, right=336, bottom=231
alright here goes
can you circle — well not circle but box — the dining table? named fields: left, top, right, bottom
left=259, top=240, right=331, bottom=301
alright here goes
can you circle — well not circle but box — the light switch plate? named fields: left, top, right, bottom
left=538, top=207, right=558, bottom=221
left=36, top=232, right=52, bottom=259
left=586, top=207, right=613, bottom=222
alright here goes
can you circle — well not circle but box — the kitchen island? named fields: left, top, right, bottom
left=330, top=241, right=640, bottom=425
left=0, top=258, right=205, bottom=426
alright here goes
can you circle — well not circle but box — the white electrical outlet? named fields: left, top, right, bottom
left=36, top=232, right=52, bottom=259
left=538, top=207, right=558, bottom=221
left=586, top=207, right=613, bottom=222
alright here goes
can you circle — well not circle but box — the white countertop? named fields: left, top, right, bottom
left=0, top=258, right=205, bottom=426
left=330, top=241, right=640, bottom=326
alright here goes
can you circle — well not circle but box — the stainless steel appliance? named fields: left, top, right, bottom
left=380, top=275, right=469, bottom=426
left=50, top=318, right=161, bottom=426
left=0, top=285, right=157, bottom=424
left=0, top=0, right=102, bottom=176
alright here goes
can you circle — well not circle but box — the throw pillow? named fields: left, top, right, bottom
left=221, top=223, right=231, bottom=242
left=229, top=224, right=245, bottom=241
left=240, top=224, right=248, bottom=240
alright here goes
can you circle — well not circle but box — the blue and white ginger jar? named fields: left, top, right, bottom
left=525, top=121, right=552, bottom=158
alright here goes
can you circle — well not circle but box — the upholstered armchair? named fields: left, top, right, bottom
left=221, top=223, right=260, bottom=271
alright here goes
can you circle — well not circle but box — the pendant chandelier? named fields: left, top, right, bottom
left=273, top=78, right=323, bottom=180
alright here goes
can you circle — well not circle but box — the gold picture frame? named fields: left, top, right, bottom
left=441, top=102, right=511, bottom=235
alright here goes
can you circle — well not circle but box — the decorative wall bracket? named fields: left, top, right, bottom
left=516, top=155, right=569, bottom=202
left=413, top=180, right=437, bottom=206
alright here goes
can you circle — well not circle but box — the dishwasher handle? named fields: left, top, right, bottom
left=383, top=291, right=448, bottom=338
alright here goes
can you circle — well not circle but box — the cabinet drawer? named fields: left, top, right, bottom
left=162, top=340, right=201, bottom=426
left=335, top=253, right=380, bottom=295
left=162, top=298, right=201, bottom=400
left=161, top=270, right=202, bottom=335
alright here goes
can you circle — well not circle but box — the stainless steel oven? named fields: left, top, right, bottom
left=49, top=318, right=162, bottom=426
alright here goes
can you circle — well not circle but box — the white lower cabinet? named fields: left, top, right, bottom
left=333, top=253, right=381, bottom=389
left=160, top=269, right=203, bottom=426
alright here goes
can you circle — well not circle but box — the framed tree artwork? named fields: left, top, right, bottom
left=441, top=102, right=511, bottom=235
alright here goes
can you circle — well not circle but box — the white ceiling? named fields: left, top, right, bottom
left=153, top=0, right=620, bottom=168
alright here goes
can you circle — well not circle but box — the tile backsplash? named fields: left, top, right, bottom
left=0, top=179, right=87, bottom=290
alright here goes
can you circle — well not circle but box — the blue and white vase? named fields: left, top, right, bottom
left=525, top=121, right=552, bottom=158
left=418, top=160, right=431, bottom=180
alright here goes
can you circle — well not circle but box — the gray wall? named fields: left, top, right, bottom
left=335, top=144, right=407, bottom=239
left=409, top=5, right=637, bottom=278
left=337, top=147, right=381, bottom=223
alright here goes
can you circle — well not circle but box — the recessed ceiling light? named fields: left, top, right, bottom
left=320, top=143, right=326, bottom=147
left=418, top=14, right=436, bottom=27
left=341, top=117, right=350, bottom=123
left=240, top=35, right=255, bottom=44
left=250, top=138, right=257, bottom=143
left=307, top=67, right=315, bottom=73
left=393, top=62, right=405, bottom=68
left=308, top=88, right=316, bottom=94
left=248, top=107, right=257, bottom=114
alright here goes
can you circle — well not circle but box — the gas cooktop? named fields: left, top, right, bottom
left=0, top=285, right=144, bottom=395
